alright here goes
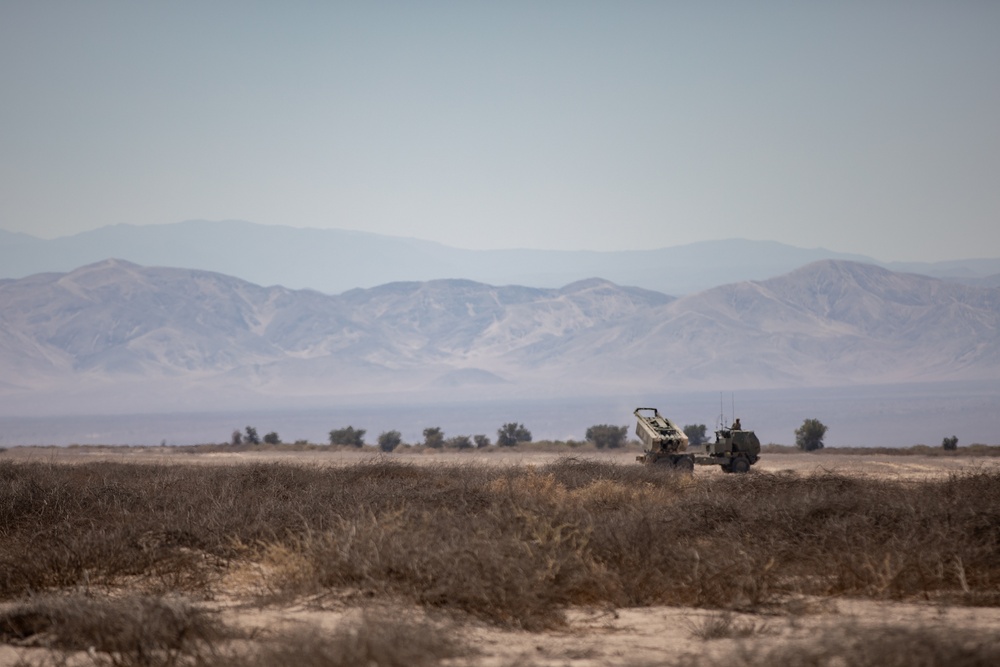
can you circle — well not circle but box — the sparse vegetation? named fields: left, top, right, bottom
left=198, top=609, right=463, bottom=667
left=0, top=593, right=225, bottom=663
left=585, top=424, right=628, bottom=449
left=2, top=457, right=999, bottom=636
left=794, top=418, right=827, bottom=451
left=0, top=594, right=464, bottom=667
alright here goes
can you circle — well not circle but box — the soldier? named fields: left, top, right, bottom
left=732, top=418, right=741, bottom=430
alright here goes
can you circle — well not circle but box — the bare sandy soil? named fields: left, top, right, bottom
left=2, top=446, right=999, bottom=666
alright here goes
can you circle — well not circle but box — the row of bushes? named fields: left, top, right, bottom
left=236, top=422, right=655, bottom=450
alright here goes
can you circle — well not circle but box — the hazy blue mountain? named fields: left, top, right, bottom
left=942, top=272, right=1000, bottom=289
left=650, top=261, right=1000, bottom=387
left=1, top=258, right=998, bottom=417
left=10, top=219, right=997, bottom=295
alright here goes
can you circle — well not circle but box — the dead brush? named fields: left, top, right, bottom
left=3, top=459, right=1000, bottom=633
left=199, top=607, right=465, bottom=667
left=676, top=622, right=1000, bottom=667
left=0, top=593, right=225, bottom=666
left=265, top=489, right=619, bottom=629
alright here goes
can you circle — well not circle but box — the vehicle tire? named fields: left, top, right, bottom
left=730, top=457, right=751, bottom=474
left=720, top=464, right=733, bottom=474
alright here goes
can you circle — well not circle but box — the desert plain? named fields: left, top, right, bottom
left=2, top=445, right=999, bottom=666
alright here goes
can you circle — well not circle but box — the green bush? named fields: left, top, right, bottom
left=422, top=427, right=444, bottom=449
left=585, top=424, right=628, bottom=449
left=329, top=426, right=366, bottom=447
left=377, top=430, right=402, bottom=452
left=795, top=418, right=827, bottom=451
left=497, top=423, right=531, bottom=447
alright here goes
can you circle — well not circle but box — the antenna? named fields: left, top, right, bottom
left=719, top=392, right=724, bottom=429
left=731, top=393, right=735, bottom=427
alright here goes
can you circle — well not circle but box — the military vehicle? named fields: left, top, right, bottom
left=634, top=407, right=760, bottom=473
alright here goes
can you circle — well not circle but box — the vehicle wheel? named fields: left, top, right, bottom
left=720, top=464, right=733, bottom=474
left=730, top=457, right=751, bottom=474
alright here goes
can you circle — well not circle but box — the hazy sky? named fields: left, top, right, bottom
left=2, top=2, right=998, bottom=261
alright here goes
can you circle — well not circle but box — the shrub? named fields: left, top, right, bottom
left=943, top=435, right=959, bottom=451
left=244, top=426, right=260, bottom=445
left=203, top=609, right=462, bottom=667
left=682, top=623, right=1000, bottom=667
left=329, top=426, right=366, bottom=447
left=497, top=423, right=531, bottom=447
left=263, top=432, right=281, bottom=445
left=378, top=430, right=402, bottom=452
left=422, top=427, right=444, bottom=449
left=446, top=435, right=473, bottom=450
left=794, top=418, right=827, bottom=451
left=585, top=424, right=628, bottom=449
left=0, top=594, right=224, bottom=658
left=474, top=435, right=491, bottom=448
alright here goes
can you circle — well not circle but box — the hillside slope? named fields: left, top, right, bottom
left=0, top=259, right=997, bottom=413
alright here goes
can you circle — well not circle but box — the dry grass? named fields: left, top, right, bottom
left=0, top=596, right=461, bottom=667
left=675, top=623, right=1000, bottom=667
left=2, top=458, right=999, bottom=634
left=204, top=609, right=463, bottom=667
left=0, top=593, right=223, bottom=666
left=761, top=443, right=1000, bottom=456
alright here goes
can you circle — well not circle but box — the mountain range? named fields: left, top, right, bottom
left=3, top=220, right=999, bottom=295
left=1, top=258, right=997, bottom=416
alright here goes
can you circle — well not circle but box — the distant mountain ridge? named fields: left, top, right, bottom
left=4, top=220, right=998, bottom=295
left=0, top=258, right=997, bottom=415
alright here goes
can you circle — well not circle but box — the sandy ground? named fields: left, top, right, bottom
left=2, top=447, right=999, bottom=666
left=192, top=595, right=1000, bottom=667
